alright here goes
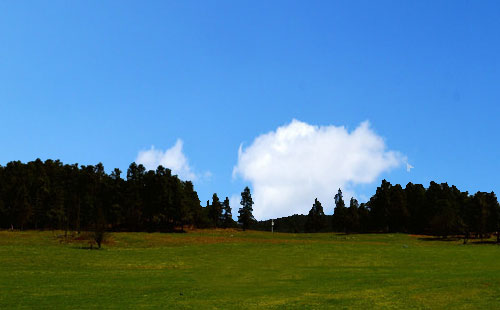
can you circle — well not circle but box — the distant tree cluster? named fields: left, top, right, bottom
left=205, top=194, right=237, bottom=229
left=363, top=180, right=499, bottom=240
left=0, top=159, right=240, bottom=232
left=2, top=159, right=497, bottom=240
left=255, top=180, right=500, bottom=240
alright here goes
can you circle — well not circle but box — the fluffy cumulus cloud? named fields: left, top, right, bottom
left=136, top=139, right=197, bottom=180
left=233, top=120, right=404, bottom=220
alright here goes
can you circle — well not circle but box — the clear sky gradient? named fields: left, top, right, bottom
left=1, top=1, right=499, bottom=218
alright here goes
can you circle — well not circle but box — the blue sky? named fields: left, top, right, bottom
left=1, top=1, right=499, bottom=219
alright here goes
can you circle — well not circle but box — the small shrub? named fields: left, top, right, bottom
left=93, top=229, right=107, bottom=249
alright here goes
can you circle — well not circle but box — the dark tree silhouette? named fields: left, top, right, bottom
left=208, top=193, right=223, bottom=228
left=222, top=197, right=235, bottom=228
left=333, top=189, right=347, bottom=232
left=238, top=187, right=255, bottom=231
left=1, top=159, right=500, bottom=239
left=305, top=198, right=327, bottom=232
left=252, top=180, right=500, bottom=239
left=0, top=159, right=204, bottom=232
left=367, top=180, right=392, bottom=232
left=345, top=197, right=360, bottom=233
left=405, top=182, right=427, bottom=233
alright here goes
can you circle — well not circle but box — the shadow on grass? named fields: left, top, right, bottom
left=467, top=240, right=499, bottom=245
left=71, top=245, right=107, bottom=250
left=417, top=237, right=462, bottom=242
left=417, top=236, right=500, bottom=245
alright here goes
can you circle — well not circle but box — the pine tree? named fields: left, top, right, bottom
left=346, top=197, right=360, bottom=233
left=222, top=197, right=234, bottom=228
left=238, top=187, right=255, bottom=231
left=208, top=193, right=223, bottom=228
left=305, top=198, right=327, bottom=232
left=368, top=180, right=392, bottom=232
left=333, top=188, right=347, bottom=232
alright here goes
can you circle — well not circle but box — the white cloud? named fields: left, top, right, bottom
left=135, top=139, right=197, bottom=180
left=233, top=119, right=405, bottom=220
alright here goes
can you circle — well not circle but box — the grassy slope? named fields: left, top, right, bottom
left=1, top=230, right=500, bottom=309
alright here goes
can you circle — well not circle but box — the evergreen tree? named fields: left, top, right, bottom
left=333, top=189, right=347, bottom=232
left=368, top=180, right=392, bottom=232
left=345, top=197, right=360, bottom=233
left=429, top=198, right=463, bottom=238
left=305, top=198, right=327, bottom=232
left=15, top=183, right=32, bottom=230
left=208, top=193, right=223, bottom=228
left=405, top=182, right=427, bottom=233
left=238, top=187, right=255, bottom=231
left=183, top=181, right=202, bottom=229
left=388, top=184, right=409, bottom=232
left=485, top=192, right=500, bottom=243
left=357, top=202, right=370, bottom=232
left=222, top=197, right=235, bottom=228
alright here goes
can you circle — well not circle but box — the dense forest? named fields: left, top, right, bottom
left=1, top=159, right=499, bottom=241
left=0, top=159, right=239, bottom=232
left=254, top=181, right=500, bottom=242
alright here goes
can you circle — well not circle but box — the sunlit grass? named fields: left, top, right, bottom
left=1, top=230, right=500, bottom=309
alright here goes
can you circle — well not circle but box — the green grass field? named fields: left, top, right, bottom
left=1, top=230, right=500, bottom=309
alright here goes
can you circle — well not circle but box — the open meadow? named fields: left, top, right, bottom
left=1, top=230, right=500, bottom=309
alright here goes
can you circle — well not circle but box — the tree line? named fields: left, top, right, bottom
left=254, top=180, right=500, bottom=242
left=2, top=159, right=497, bottom=240
left=0, top=159, right=255, bottom=232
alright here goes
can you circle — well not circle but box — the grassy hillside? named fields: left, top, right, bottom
left=1, top=230, right=500, bottom=309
